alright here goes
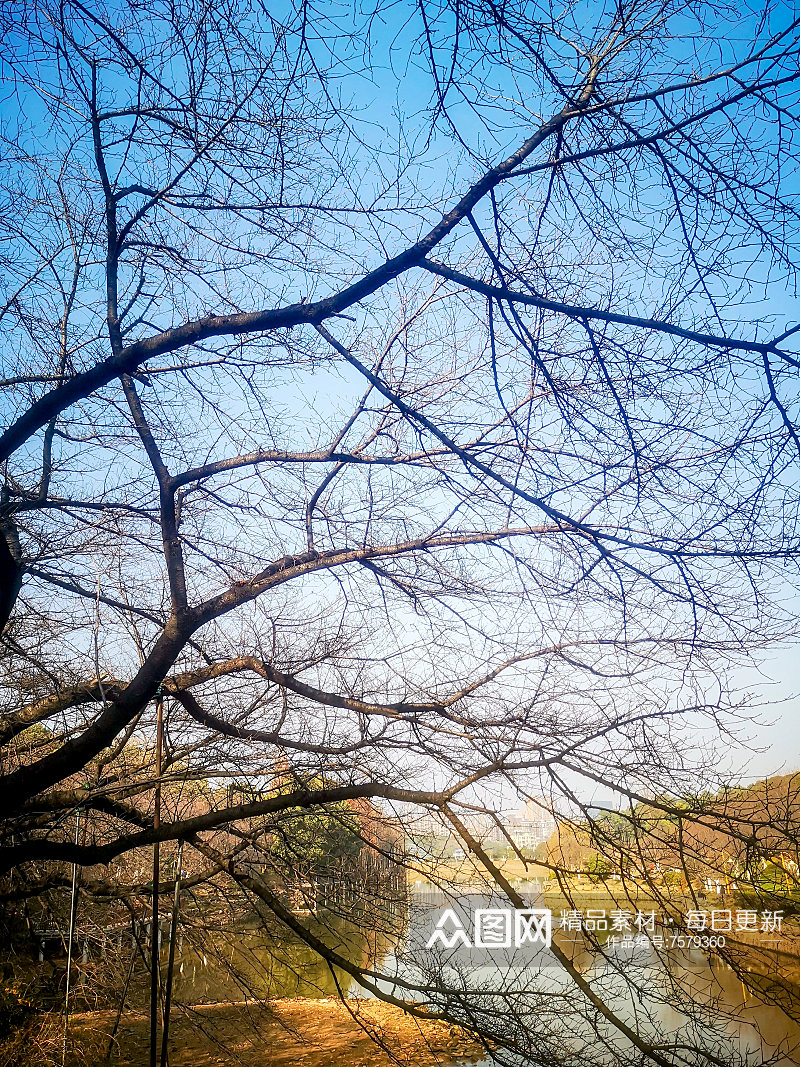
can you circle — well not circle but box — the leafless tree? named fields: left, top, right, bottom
left=1, top=0, right=800, bottom=1063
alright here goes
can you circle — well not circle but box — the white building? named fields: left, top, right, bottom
left=502, top=800, right=557, bottom=851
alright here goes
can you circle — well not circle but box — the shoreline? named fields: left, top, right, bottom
left=66, top=996, right=485, bottom=1067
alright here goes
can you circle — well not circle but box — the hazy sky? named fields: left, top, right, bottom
left=730, top=642, right=800, bottom=780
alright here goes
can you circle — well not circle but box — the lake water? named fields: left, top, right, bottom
left=171, top=881, right=800, bottom=1065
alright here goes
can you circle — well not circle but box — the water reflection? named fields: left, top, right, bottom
left=374, top=882, right=800, bottom=1066
left=170, top=881, right=800, bottom=1065
left=172, top=896, right=403, bottom=1002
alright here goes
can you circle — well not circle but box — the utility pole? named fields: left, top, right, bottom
left=150, top=696, right=163, bottom=1067
left=160, top=840, right=183, bottom=1067
left=62, top=809, right=81, bottom=1067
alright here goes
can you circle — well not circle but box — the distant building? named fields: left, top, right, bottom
left=501, top=800, right=557, bottom=851
left=399, top=798, right=557, bottom=852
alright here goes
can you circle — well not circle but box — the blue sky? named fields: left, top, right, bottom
left=3, top=0, right=799, bottom=804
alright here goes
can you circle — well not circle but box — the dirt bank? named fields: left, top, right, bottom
left=67, top=997, right=485, bottom=1067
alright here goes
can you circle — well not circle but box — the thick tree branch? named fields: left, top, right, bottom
left=0, top=74, right=601, bottom=463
